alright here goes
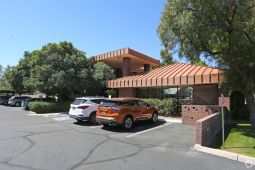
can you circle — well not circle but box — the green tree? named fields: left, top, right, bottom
left=0, top=65, right=8, bottom=90
left=92, top=62, right=115, bottom=95
left=158, top=0, right=255, bottom=126
left=190, top=58, right=207, bottom=66
left=0, top=64, right=3, bottom=77
left=2, top=66, right=24, bottom=93
left=16, top=41, right=93, bottom=100
left=160, top=49, right=174, bottom=65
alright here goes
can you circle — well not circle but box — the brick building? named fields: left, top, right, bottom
left=93, top=47, right=223, bottom=105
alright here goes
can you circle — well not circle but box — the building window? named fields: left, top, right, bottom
left=136, top=87, right=193, bottom=100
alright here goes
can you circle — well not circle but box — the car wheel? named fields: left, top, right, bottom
left=76, top=119, right=83, bottom=123
left=3, top=102, right=7, bottom=105
left=89, top=112, right=97, bottom=124
left=151, top=112, right=158, bottom=123
left=122, top=116, right=133, bottom=130
left=102, top=124, right=110, bottom=128
left=15, top=102, right=21, bottom=107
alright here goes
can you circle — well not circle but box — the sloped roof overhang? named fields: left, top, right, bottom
left=92, top=48, right=160, bottom=71
left=107, top=62, right=223, bottom=88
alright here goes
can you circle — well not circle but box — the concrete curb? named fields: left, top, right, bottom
left=159, top=116, right=182, bottom=123
left=194, top=144, right=255, bottom=166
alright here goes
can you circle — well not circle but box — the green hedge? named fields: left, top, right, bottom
left=142, top=98, right=174, bottom=117
left=143, top=98, right=192, bottom=117
left=28, top=102, right=71, bottom=114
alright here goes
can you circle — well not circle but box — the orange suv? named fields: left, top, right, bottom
left=96, top=98, right=158, bottom=129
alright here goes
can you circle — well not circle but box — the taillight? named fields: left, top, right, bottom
left=78, top=105, right=89, bottom=109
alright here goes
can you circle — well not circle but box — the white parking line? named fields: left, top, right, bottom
left=126, top=122, right=171, bottom=138
left=52, top=116, right=73, bottom=121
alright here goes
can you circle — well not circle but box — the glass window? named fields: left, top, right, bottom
left=91, top=99, right=105, bottom=104
left=125, top=100, right=136, bottom=106
left=101, top=100, right=123, bottom=107
left=72, top=99, right=87, bottom=105
left=136, top=100, right=148, bottom=107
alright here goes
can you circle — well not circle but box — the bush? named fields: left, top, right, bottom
left=143, top=98, right=191, bottom=116
left=142, top=98, right=174, bottom=117
left=105, top=89, right=117, bottom=97
left=29, top=102, right=71, bottom=114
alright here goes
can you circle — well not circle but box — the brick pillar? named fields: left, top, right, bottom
left=122, top=57, right=131, bottom=76
left=193, top=85, right=219, bottom=105
left=144, top=64, right=150, bottom=72
left=119, top=88, right=136, bottom=97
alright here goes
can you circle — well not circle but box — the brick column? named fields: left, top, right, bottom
left=193, top=85, right=219, bottom=105
left=144, top=64, right=150, bottom=72
left=122, top=57, right=131, bottom=76
left=119, top=88, right=136, bottom=97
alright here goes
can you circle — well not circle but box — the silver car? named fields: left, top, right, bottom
left=8, top=96, right=32, bottom=107
left=0, top=96, right=10, bottom=105
left=69, top=97, right=106, bottom=124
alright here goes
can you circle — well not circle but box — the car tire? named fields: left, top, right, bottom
left=151, top=112, right=158, bottom=123
left=15, top=102, right=21, bottom=107
left=122, top=116, right=133, bottom=130
left=102, top=124, right=110, bottom=128
left=76, top=119, right=83, bottom=123
left=89, top=112, right=97, bottom=124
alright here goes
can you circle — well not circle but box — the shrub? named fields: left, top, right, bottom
left=143, top=98, right=191, bottom=116
left=142, top=98, right=174, bottom=117
left=29, top=102, right=71, bottom=114
left=105, top=89, right=117, bottom=97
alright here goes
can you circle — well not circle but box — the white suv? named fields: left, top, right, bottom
left=69, top=97, right=106, bottom=124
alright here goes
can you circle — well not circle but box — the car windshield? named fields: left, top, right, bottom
left=72, top=99, right=87, bottom=105
left=10, top=96, right=15, bottom=99
left=100, top=100, right=124, bottom=107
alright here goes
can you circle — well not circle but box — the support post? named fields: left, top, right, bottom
left=221, top=93, right=225, bottom=147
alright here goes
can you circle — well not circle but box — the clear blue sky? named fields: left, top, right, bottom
left=0, top=0, right=186, bottom=68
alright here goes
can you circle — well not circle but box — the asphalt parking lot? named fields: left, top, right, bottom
left=0, top=106, right=249, bottom=170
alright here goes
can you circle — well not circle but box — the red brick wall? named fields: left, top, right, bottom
left=193, top=85, right=219, bottom=105
left=122, top=57, right=131, bottom=76
left=196, top=112, right=224, bottom=146
left=119, top=88, right=136, bottom=97
left=182, top=105, right=220, bottom=126
left=218, top=97, right=230, bottom=111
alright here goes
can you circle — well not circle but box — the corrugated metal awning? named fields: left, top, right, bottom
left=107, top=63, right=223, bottom=88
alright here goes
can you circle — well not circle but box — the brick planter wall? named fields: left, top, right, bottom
left=182, top=105, right=220, bottom=126
left=195, top=113, right=222, bottom=146
left=195, top=109, right=230, bottom=146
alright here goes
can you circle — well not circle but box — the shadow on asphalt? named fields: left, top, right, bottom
left=73, top=121, right=102, bottom=127
left=101, top=119, right=167, bottom=133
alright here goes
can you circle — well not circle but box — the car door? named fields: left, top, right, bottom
left=136, top=100, right=149, bottom=120
left=125, top=100, right=143, bottom=121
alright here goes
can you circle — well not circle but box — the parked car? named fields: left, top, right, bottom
left=0, top=96, right=10, bottom=105
left=96, top=98, right=158, bottom=129
left=22, top=97, right=56, bottom=110
left=69, top=97, right=106, bottom=124
left=8, top=96, right=32, bottom=107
